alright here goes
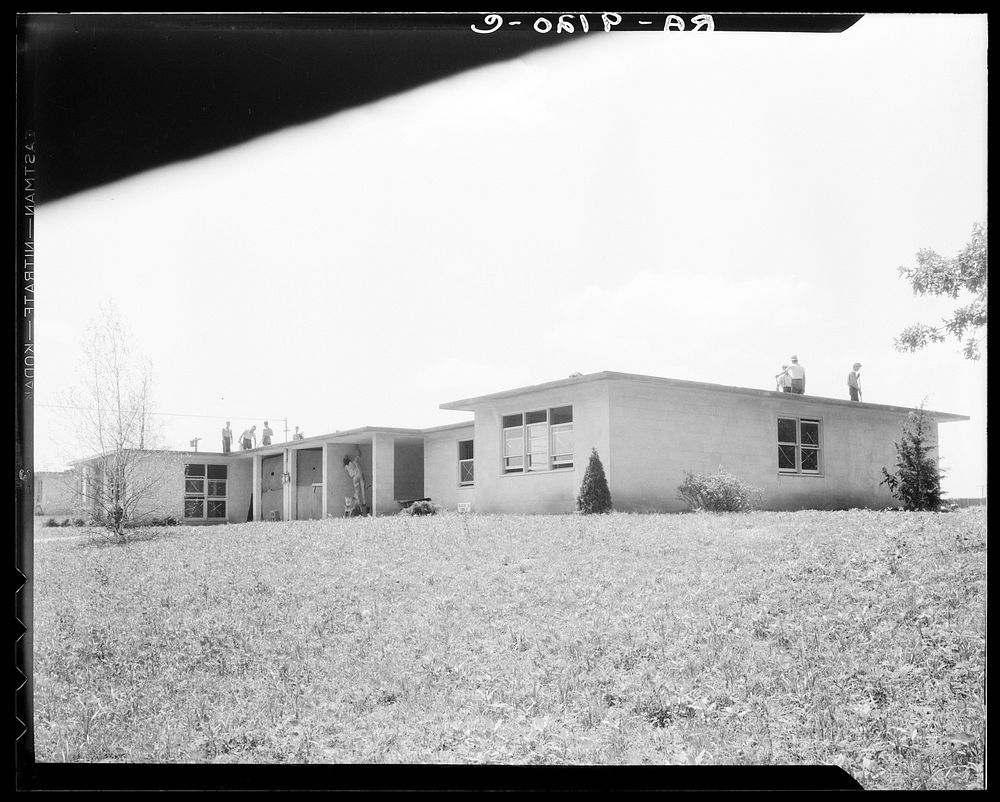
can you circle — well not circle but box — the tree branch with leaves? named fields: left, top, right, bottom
left=894, top=221, right=987, bottom=360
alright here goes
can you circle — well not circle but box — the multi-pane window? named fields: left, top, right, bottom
left=777, top=417, right=821, bottom=474
left=550, top=405, right=574, bottom=469
left=502, top=414, right=525, bottom=473
left=502, top=406, right=574, bottom=474
left=184, top=463, right=228, bottom=519
left=459, top=440, right=474, bottom=486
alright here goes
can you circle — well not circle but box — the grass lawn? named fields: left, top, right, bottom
left=32, top=509, right=985, bottom=788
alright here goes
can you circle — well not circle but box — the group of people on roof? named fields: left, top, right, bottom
left=219, top=421, right=305, bottom=453
left=774, top=356, right=863, bottom=401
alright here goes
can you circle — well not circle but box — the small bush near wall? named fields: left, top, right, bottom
left=577, top=448, right=613, bottom=514
left=401, top=500, right=438, bottom=516
left=144, top=516, right=180, bottom=527
left=678, top=468, right=763, bottom=512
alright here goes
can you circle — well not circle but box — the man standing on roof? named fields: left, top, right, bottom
left=787, top=356, right=806, bottom=394
left=848, top=362, right=862, bottom=402
left=262, top=421, right=273, bottom=446
left=222, top=421, right=233, bottom=454
left=240, top=425, right=257, bottom=450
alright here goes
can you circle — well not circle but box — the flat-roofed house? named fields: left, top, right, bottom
left=68, top=371, right=968, bottom=524
left=437, top=371, right=969, bottom=514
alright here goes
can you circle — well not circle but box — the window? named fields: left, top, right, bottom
left=459, top=440, right=474, bottom=486
left=185, top=463, right=228, bottom=519
left=777, top=417, right=821, bottom=474
left=502, top=414, right=524, bottom=473
left=502, top=406, right=573, bottom=474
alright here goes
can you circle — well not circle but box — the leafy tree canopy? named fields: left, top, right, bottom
left=895, top=221, right=987, bottom=360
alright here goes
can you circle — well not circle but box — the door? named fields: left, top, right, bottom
left=296, top=448, right=323, bottom=520
left=260, top=454, right=284, bottom=520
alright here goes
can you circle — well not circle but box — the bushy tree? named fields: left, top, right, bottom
left=895, top=221, right=987, bottom=360
left=577, top=448, right=612, bottom=514
left=678, top=468, right=763, bottom=512
left=880, top=405, right=943, bottom=511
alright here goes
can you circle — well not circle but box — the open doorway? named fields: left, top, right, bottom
left=296, top=448, right=323, bottom=520
left=260, top=454, right=284, bottom=521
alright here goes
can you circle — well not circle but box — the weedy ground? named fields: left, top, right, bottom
left=32, top=509, right=985, bottom=788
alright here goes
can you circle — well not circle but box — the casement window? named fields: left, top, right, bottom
left=777, top=417, right=822, bottom=474
left=502, top=405, right=574, bottom=474
left=459, top=440, right=474, bottom=486
left=184, top=463, right=228, bottom=519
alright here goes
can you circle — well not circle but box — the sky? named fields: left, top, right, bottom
left=33, top=14, right=987, bottom=497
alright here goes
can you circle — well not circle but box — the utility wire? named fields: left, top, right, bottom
left=34, top=402, right=288, bottom=423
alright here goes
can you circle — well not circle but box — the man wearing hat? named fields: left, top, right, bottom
left=848, top=363, right=862, bottom=402
left=786, top=355, right=806, bottom=394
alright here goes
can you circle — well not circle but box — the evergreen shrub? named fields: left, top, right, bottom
left=577, top=448, right=613, bottom=514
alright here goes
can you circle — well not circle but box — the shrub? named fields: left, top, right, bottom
left=44, top=518, right=59, bottom=528
left=678, top=468, right=763, bottom=512
left=401, top=500, right=437, bottom=516
left=72, top=518, right=87, bottom=527
left=577, top=448, right=612, bottom=514
left=881, top=405, right=944, bottom=511
left=60, top=519, right=72, bottom=527
left=145, top=516, right=179, bottom=527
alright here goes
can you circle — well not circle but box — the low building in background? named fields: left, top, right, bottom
left=33, top=470, right=77, bottom=517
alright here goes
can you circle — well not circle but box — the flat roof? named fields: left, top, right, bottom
left=439, top=370, right=970, bottom=422
left=72, top=425, right=436, bottom=463
left=227, top=425, right=431, bottom=456
left=420, top=420, right=476, bottom=434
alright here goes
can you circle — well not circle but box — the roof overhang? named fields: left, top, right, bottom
left=440, top=370, right=970, bottom=422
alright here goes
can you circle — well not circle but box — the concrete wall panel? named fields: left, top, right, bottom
left=423, top=425, right=476, bottom=511
left=608, top=379, right=928, bottom=512
left=467, top=381, right=611, bottom=514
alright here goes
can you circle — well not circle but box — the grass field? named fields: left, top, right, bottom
left=31, top=509, right=985, bottom=788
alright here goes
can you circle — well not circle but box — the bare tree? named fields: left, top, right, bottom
left=66, top=302, right=165, bottom=536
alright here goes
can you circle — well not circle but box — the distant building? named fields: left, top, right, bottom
left=72, top=371, right=968, bottom=523
left=33, top=471, right=77, bottom=516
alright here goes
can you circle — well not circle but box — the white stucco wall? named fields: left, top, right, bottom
left=466, top=380, right=612, bottom=514
left=608, top=379, right=933, bottom=512
left=423, top=424, right=476, bottom=511
left=78, top=451, right=252, bottom=524
left=34, top=471, right=76, bottom=516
